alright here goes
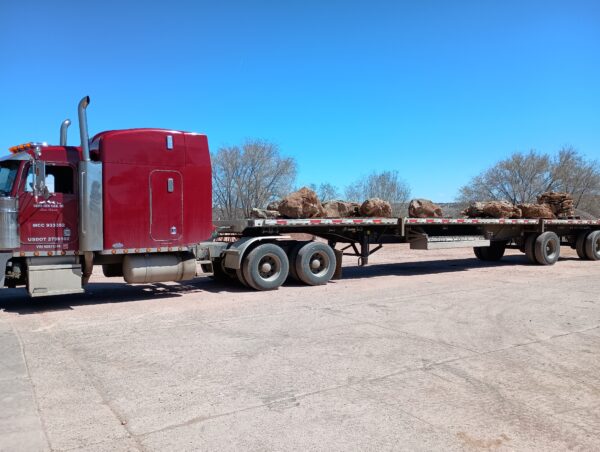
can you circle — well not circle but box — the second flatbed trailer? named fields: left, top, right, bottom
left=198, top=216, right=600, bottom=290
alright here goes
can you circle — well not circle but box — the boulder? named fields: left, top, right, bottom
left=250, top=208, right=279, bottom=219
left=517, top=203, right=555, bottom=219
left=266, top=200, right=280, bottom=211
left=463, top=201, right=522, bottom=219
left=537, top=192, right=575, bottom=217
left=278, top=187, right=324, bottom=219
left=323, top=200, right=360, bottom=218
left=359, top=198, right=392, bottom=217
left=408, top=199, right=443, bottom=218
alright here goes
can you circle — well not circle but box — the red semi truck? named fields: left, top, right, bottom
left=1, top=97, right=599, bottom=297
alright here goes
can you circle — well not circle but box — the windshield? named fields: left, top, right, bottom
left=0, top=161, right=20, bottom=196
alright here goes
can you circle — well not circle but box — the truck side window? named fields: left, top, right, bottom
left=46, top=166, right=74, bottom=194
left=24, top=165, right=74, bottom=194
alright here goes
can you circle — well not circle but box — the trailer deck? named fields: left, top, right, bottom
left=202, top=216, right=600, bottom=290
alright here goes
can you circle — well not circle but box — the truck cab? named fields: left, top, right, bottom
left=0, top=97, right=213, bottom=297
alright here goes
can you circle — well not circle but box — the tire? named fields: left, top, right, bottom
left=534, top=231, right=560, bottom=265
left=241, top=243, right=289, bottom=290
left=576, top=231, right=589, bottom=259
left=287, top=241, right=308, bottom=282
left=236, top=267, right=250, bottom=287
left=474, top=241, right=506, bottom=261
left=212, top=258, right=237, bottom=283
left=295, top=242, right=336, bottom=286
left=524, top=233, right=538, bottom=264
left=102, top=263, right=123, bottom=278
left=584, top=230, right=600, bottom=261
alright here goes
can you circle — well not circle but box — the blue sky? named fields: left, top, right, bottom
left=1, top=1, right=598, bottom=202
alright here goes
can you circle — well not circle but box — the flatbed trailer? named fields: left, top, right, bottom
left=3, top=96, right=599, bottom=297
left=197, top=216, right=600, bottom=290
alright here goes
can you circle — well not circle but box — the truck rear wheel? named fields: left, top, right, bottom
left=287, top=241, right=308, bottom=282
left=211, top=258, right=237, bottom=283
left=473, top=241, right=506, bottom=261
left=241, top=243, right=289, bottom=290
left=295, top=242, right=336, bottom=286
left=534, top=231, right=560, bottom=265
left=584, top=230, right=600, bottom=261
left=524, top=233, right=538, bottom=264
left=235, top=267, right=250, bottom=287
left=576, top=231, right=588, bottom=259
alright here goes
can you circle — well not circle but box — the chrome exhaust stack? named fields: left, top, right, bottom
left=59, top=119, right=71, bottom=146
left=78, top=96, right=91, bottom=161
left=77, top=96, right=103, bottom=254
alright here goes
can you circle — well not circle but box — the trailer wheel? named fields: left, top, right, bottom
left=524, top=233, right=538, bottom=264
left=474, top=241, right=506, bottom=261
left=241, top=243, right=289, bottom=290
left=295, top=242, right=336, bottom=286
left=584, top=230, right=600, bottom=261
left=576, top=231, right=589, bottom=259
left=534, top=231, right=560, bottom=265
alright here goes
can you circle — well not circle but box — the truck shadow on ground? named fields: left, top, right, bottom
left=0, top=254, right=551, bottom=314
left=340, top=253, right=529, bottom=279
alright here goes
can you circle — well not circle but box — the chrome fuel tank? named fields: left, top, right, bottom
left=0, top=197, right=19, bottom=250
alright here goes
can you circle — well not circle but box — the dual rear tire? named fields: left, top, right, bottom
left=523, top=232, right=561, bottom=265
left=239, top=241, right=337, bottom=291
left=575, top=230, right=600, bottom=260
left=474, top=241, right=506, bottom=261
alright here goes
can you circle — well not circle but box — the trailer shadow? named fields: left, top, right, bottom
left=340, top=254, right=529, bottom=279
left=0, top=254, right=557, bottom=314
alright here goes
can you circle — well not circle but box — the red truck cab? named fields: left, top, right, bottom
left=0, top=97, right=213, bottom=297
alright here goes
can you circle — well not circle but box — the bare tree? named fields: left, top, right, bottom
left=308, top=182, right=341, bottom=202
left=345, top=170, right=411, bottom=215
left=458, top=147, right=600, bottom=209
left=551, top=147, right=600, bottom=209
left=212, top=139, right=297, bottom=219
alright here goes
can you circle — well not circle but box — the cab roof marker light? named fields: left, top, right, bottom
left=8, top=142, right=47, bottom=153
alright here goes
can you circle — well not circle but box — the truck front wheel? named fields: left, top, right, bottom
left=241, top=243, right=289, bottom=290
left=295, top=242, right=336, bottom=285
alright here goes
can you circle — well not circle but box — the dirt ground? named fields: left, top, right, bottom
left=1, top=244, right=599, bottom=451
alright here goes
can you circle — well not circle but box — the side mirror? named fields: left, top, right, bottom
left=33, top=160, right=49, bottom=198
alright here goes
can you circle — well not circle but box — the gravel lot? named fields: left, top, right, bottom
left=1, top=244, right=599, bottom=451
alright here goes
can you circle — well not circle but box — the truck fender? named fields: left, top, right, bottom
left=223, top=236, right=290, bottom=270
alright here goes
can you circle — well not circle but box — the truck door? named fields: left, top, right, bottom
left=19, top=163, right=79, bottom=253
left=150, top=170, right=183, bottom=241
